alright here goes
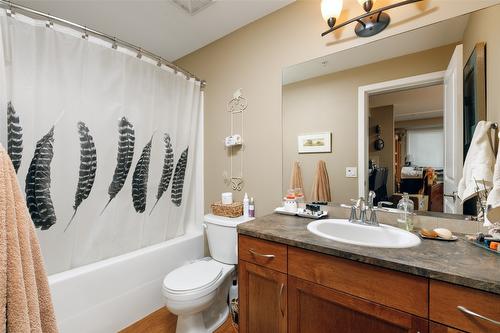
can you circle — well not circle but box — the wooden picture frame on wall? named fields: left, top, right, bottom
left=463, top=42, right=486, bottom=158
left=297, top=132, right=332, bottom=154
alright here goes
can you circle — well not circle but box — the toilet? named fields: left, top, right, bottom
left=162, top=214, right=253, bottom=333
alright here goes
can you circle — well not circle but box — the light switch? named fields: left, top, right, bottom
left=345, top=167, right=357, bottom=178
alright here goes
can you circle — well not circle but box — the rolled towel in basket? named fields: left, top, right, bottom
left=311, top=160, right=331, bottom=202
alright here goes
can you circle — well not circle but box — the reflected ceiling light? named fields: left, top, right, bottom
left=321, top=0, right=423, bottom=38
left=321, top=0, right=343, bottom=29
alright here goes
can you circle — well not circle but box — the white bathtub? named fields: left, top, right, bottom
left=48, top=231, right=204, bottom=333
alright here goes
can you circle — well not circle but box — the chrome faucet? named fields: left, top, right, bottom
left=342, top=191, right=393, bottom=226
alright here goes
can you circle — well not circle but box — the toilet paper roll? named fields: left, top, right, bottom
left=222, top=192, right=233, bottom=205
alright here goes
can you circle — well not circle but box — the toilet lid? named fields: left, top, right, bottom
left=163, top=260, right=223, bottom=293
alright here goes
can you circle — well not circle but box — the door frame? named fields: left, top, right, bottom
left=358, top=71, right=446, bottom=198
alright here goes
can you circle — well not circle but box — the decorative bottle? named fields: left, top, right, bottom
left=397, top=193, right=414, bottom=231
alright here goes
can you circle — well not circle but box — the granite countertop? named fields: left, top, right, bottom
left=237, top=213, right=500, bottom=295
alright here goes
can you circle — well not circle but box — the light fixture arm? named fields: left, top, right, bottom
left=321, top=0, right=423, bottom=37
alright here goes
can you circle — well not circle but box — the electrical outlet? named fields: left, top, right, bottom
left=345, top=167, right=357, bottom=178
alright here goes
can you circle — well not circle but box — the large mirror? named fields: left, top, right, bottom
left=282, top=4, right=499, bottom=218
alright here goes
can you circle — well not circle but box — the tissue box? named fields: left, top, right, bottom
left=211, top=201, right=243, bottom=218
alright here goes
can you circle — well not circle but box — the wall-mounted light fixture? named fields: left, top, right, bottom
left=321, top=0, right=423, bottom=38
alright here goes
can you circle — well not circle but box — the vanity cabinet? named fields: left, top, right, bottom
left=430, top=280, right=500, bottom=333
left=238, top=235, right=500, bottom=333
left=288, top=275, right=428, bottom=333
left=239, top=261, right=287, bottom=333
left=238, top=235, right=288, bottom=333
left=430, top=322, right=465, bottom=333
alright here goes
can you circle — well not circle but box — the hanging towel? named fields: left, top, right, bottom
left=289, top=161, right=304, bottom=195
left=486, top=132, right=500, bottom=225
left=458, top=121, right=495, bottom=201
left=311, top=160, right=332, bottom=202
left=0, top=145, right=58, bottom=333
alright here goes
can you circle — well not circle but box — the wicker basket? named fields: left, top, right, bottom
left=211, top=201, right=243, bottom=218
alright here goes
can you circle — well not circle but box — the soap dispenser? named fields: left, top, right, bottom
left=397, top=193, right=414, bottom=231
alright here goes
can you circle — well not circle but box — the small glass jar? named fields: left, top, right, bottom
left=283, top=195, right=298, bottom=213
left=294, top=188, right=305, bottom=204
left=397, top=193, right=414, bottom=231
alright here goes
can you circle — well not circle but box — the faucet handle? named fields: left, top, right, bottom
left=341, top=203, right=358, bottom=222
left=356, top=197, right=366, bottom=210
left=377, top=201, right=393, bottom=208
left=367, top=191, right=376, bottom=208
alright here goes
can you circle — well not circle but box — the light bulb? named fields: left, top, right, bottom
left=357, top=0, right=375, bottom=12
left=321, top=0, right=343, bottom=25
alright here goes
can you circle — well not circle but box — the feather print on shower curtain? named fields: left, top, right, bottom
left=171, top=147, right=189, bottom=207
left=101, top=117, right=135, bottom=214
left=132, top=134, right=153, bottom=213
left=65, top=122, right=97, bottom=231
left=25, top=127, right=57, bottom=230
left=7, top=102, right=23, bottom=173
left=150, top=133, right=174, bottom=214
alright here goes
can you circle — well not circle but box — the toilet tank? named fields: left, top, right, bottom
left=203, top=214, right=254, bottom=264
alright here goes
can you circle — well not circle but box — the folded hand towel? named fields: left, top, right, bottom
left=458, top=121, right=495, bottom=201
left=0, top=144, right=58, bottom=332
left=311, top=160, right=331, bottom=202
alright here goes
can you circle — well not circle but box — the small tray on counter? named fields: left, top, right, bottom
left=418, top=232, right=458, bottom=242
left=466, top=239, right=500, bottom=255
left=274, top=207, right=328, bottom=219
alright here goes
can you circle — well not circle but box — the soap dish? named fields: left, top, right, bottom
left=419, top=232, right=458, bottom=242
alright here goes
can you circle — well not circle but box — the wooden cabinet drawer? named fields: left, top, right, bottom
left=238, top=235, right=287, bottom=273
left=430, top=280, right=500, bottom=332
left=288, top=246, right=428, bottom=317
left=430, top=322, right=465, bottom=333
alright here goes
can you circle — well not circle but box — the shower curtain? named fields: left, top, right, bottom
left=0, top=10, right=202, bottom=274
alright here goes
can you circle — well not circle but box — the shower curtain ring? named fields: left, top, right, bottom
left=136, top=48, right=143, bottom=59
left=82, top=26, right=88, bottom=40
left=45, top=17, right=54, bottom=28
left=156, top=57, right=162, bottom=67
left=111, top=37, right=118, bottom=49
left=6, top=2, right=14, bottom=17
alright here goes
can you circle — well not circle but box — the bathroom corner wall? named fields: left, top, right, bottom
left=175, top=0, right=500, bottom=216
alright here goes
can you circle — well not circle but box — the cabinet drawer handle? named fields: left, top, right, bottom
left=457, top=306, right=500, bottom=326
left=248, top=249, right=275, bottom=259
left=279, top=283, right=285, bottom=317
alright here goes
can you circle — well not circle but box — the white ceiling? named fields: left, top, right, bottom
left=370, top=84, right=444, bottom=122
left=15, top=0, right=294, bottom=61
left=283, top=14, right=470, bottom=85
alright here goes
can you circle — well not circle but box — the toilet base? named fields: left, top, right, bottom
left=176, top=305, right=229, bottom=333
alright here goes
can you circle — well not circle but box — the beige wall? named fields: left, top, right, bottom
left=369, top=106, right=395, bottom=195
left=282, top=45, right=454, bottom=203
left=395, top=117, right=443, bottom=129
left=176, top=0, right=499, bottom=216
left=463, top=5, right=500, bottom=124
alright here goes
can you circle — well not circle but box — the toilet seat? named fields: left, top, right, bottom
left=162, top=259, right=232, bottom=301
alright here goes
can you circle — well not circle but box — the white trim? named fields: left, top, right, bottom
left=358, top=71, right=446, bottom=198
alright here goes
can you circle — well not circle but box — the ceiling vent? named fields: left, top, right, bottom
left=172, top=0, right=215, bottom=15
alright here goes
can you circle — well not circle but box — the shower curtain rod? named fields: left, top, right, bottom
left=0, top=0, right=206, bottom=88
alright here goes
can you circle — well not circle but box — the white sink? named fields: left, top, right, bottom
left=307, top=219, right=421, bottom=248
